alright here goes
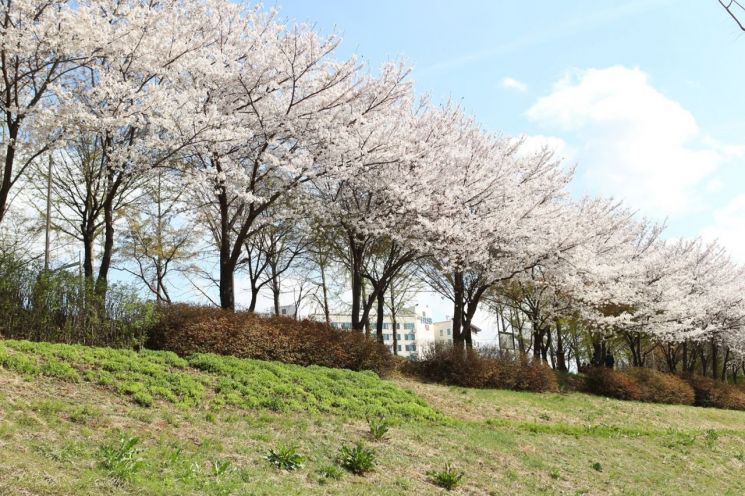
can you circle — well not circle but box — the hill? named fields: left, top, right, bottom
left=1, top=340, right=744, bottom=495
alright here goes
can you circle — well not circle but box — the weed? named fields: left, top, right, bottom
left=338, top=442, right=376, bottom=475
left=591, top=462, right=603, bottom=472
left=99, top=436, right=144, bottom=481
left=317, top=464, right=344, bottom=484
left=428, top=463, right=464, bottom=491
left=368, top=416, right=391, bottom=441
left=211, top=459, right=233, bottom=478
left=264, top=445, right=305, bottom=471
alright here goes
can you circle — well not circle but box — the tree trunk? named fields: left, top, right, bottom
left=452, top=271, right=464, bottom=349
left=390, top=284, right=398, bottom=356
left=555, top=319, right=567, bottom=372
left=375, top=289, right=385, bottom=344
left=94, top=196, right=115, bottom=301
left=711, top=340, right=719, bottom=381
left=0, top=120, right=19, bottom=226
left=320, top=260, right=330, bottom=326
left=350, top=239, right=365, bottom=331
left=247, top=284, right=259, bottom=312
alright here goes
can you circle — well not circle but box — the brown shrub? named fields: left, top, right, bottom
left=555, top=371, right=586, bottom=393
left=686, top=375, right=745, bottom=411
left=403, top=344, right=557, bottom=393
left=624, top=368, right=695, bottom=405
left=146, top=304, right=394, bottom=375
left=583, top=368, right=641, bottom=401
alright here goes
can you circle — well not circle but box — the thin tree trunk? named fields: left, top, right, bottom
left=319, top=259, right=330, bottom=326
left=375, top=289, right=385, bottom=344
left=555, top=319, right=567, bottom=372
left=452, top=271, right=464, bottom=350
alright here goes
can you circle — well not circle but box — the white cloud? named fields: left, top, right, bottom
left=527, top=66, right=721, bottom=215
left=501, top=77, right=528, bottom=92
left=702, top=194, right=745, bottom=262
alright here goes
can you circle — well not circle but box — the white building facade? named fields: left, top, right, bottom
left=321, top=306, right=435, bottom=359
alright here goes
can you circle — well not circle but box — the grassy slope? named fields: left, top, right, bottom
left=0, top=340, right=744, bottom=495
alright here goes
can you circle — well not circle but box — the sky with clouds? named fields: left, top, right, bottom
left=264, top=0, right=745, bottom=334
left=274, top=0, right=745, bottom=258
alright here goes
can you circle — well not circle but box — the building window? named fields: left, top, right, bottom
left=397, top=345, right=402, bottom=352
left=404, top=323, right=415, bottom=330
left=382, top=323, right=389, bottom=330
left=447, top=328, right=451, bottom=335
left=439, top=330, right=444, bottom=337
left=396, top=333, right=402, bottom=340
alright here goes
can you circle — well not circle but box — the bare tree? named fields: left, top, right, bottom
left=117, top=170, right=200, bottom=305
left=720, top=0, right=745, bottom=30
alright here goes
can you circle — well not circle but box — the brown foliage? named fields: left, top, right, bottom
left=624, top=368, right=695, bottom=405
left=146, top=304, right=394, bottom=375
left=403, top=344, right=558, bottom=393
left=583, top=368, right=641, bottom=401
left=686, top=375, right=745, bottom=411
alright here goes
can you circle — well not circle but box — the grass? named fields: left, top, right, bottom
left=0, top=339, right=744, bottom=494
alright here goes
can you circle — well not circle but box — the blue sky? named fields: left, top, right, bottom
left=275, top=0, right=745, bottom=259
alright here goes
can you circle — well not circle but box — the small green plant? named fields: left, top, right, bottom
left=591, top=462, right=603, bottom=472
left=99, top=436, right=144, bottom=481
left=368, top=416, right=391, bottom=440
left=338, top=442, right=376, bottom=475
left=264, top=445, right=305, bottom=471
left=428, top=463, right=464, bottom=491
left=704, top=429, right=719, bottom=448
left=210, top=459, right=232, bottom=478
left=317, top=464, right=344, bottom=484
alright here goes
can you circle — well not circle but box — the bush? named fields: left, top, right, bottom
left=624, top=368, right=695, bottom=405
left=0, top=252, right=154, bottom=348
left=687, top=375, right=745, bottom=411
left=583, top=368, right=641, bottom=401
left=147, top=305, right=393, bottom=375
left=403, top=344, right=557, bottom=393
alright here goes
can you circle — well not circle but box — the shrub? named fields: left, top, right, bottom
left=0, top=251, right=155, bottom=349
left=624, top=368, right=695, bottom=405
left=428, top=464, right=464, bottom=491
left=403, top=344, right=557, bottom=393
left=264, top=445, right=305, bottom=471
left=368, top=416, right=391, bottom=441
left=338, top=442, right=376, bottom=475
left=687, top=375, right=745, bottom=411
left=583, top=368, right=641, bottom=401
left=147, top=304, right=393, bottom=375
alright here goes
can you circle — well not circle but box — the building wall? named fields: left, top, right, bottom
left=319, top=307, right=434, bottom=359
left=432, top=320, right=454, bottom=345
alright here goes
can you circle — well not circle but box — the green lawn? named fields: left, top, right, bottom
left=1, top=340, right=744, bottom=495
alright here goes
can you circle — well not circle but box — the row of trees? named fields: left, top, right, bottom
left=2, top=0, right=744, bottom=378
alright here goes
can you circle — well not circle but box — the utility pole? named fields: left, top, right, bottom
left=44, top=154, right=52, bottom=272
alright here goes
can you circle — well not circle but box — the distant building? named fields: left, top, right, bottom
left=432, top=317, right=482, bottom=346
left=316, top=306, right=435, bottom=359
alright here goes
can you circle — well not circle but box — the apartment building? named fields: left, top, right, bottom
left=319, top=306, right=435, bottom=359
